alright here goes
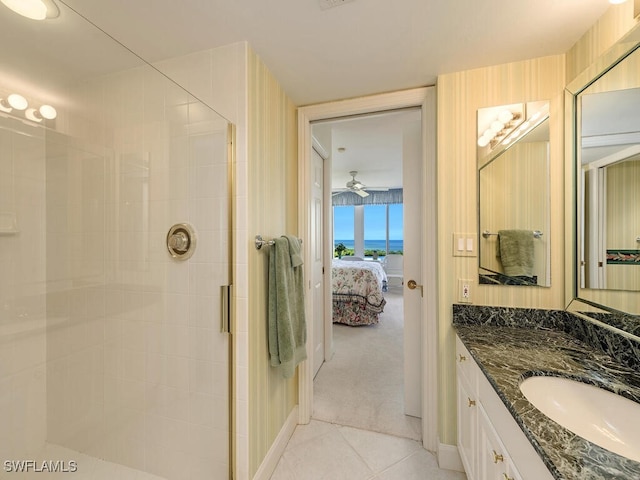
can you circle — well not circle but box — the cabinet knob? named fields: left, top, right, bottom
left=458, top=354, right=467, bottom=362
left=467, top=398, right=476, bottom=407
left=493, top=450, right=504, bottom=463
left=503, top=474, right=514, bottom=480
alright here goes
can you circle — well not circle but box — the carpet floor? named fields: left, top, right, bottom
left=312, top=291, right=422, bottom=440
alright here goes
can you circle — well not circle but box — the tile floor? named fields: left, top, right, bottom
left=269, top=420, right=467, bottom=480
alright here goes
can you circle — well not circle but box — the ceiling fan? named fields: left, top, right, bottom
left=334, top=171, right=370, bottom=197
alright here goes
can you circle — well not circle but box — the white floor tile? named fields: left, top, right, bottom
left=376, top=450, right=467, bottom=480
left=336, top=425, right=422, bottom=473
left=269, top=420, right=466, bottom=480
left=279, top=423, right=372, bottom=480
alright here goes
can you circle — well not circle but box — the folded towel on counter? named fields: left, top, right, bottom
left=268, top=236, right=307, bottom=378
left=497, top=230, right=534, bottom=277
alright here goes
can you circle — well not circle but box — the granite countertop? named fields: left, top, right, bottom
left=454, top=324, right=640, bottom=480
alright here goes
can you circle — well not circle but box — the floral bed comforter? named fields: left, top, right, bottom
left=331, top=260, right=387, bottom=326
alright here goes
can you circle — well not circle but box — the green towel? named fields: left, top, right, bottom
left=268, top=236, right=307, bottom=378
left=497, top=230, right=534, bottom=277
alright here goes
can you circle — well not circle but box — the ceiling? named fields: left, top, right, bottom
left=1, top=0, right=618, bottom=189
left=313, top=109, right=420, bottom=190
left=57, top=0, right=614, bottom=106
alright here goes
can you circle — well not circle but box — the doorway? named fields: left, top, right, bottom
left=311, top=109, right=421, bottom=439
left=297, top=87, right=438, bottom=452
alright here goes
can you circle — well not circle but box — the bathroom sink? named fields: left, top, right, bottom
left=519, top=375, right=640, bottom=462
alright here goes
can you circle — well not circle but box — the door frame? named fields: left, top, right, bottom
left=297, top=87, right=439, bottom=452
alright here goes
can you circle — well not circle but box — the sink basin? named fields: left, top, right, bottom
left=520, top=375, right=640, bottom=462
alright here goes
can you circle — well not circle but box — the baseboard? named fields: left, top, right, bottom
left=253, top=406, right=299, bottom=480
left=437, top=441, right=465, bottom=473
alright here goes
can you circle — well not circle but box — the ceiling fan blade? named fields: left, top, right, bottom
left=354, top=188, right=369, bottom=198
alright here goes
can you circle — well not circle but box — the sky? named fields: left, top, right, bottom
left=334, top=204, right=403, bottom=240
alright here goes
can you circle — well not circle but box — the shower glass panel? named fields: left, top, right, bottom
left=0, top=2, right=231, bottom=479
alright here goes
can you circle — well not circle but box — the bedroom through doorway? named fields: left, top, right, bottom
left=310, top=108, right=423, bottom=440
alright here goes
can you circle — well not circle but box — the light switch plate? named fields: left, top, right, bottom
left=453, top=233, right=477, bottom=257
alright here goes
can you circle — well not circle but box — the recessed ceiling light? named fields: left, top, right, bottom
left=1, top=0, right=59, bottom=20
left=609, top=0, right=627, bottom=4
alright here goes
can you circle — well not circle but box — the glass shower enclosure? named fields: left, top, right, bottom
left=0, top=2, right=232, bottom=479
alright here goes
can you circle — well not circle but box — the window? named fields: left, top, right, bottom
left=364, top=205, right=386, bottom=256
left=333, top=205, right=354, bottom=256
left=388, top=204, right=403, bottom=254
left=334, top=204, right=403, bottom=258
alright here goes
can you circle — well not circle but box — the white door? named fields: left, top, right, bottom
left=312, top=149, right=325, bottom=377
left=403, top=118, right=423, bottom=417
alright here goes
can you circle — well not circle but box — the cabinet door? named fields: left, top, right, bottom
left=457, top=373, right=478, bottom=479
left=505, top=460, right=524, bottom=480
left=478, top=404, right=508, bottom=480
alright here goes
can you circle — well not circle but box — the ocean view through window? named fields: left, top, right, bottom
left=334, top=204, right=403, bottom=257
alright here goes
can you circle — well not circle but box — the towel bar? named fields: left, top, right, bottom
left=482, top=230, right=543, bottom=239
left=255, top=235, right=303, bottom=250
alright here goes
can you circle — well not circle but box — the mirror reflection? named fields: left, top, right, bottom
left=580, top=88, right=640, bottom=292
left=574, top=42, right=640, bottom=316
left=477, top=101, right=551, bottom=286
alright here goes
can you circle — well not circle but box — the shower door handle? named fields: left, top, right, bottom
left=220, top=285, right=232, bottom=333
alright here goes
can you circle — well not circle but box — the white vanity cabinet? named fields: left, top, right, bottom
left=455, top=335, right=554, bottom=480
left=456, top=338, right=478, bottom=476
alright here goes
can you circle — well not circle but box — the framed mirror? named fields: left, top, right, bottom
left=477, top=101, right=551, bottom=286
left=567, top=28, right=640, bottom=324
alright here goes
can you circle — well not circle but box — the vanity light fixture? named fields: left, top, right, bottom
left=1, top=0, right=59, bottom=20
left=0, top=92, right=57, bottom=122
left=477, top=108, right=522, bottom=148
left=25, top=106, right=57, bottom=122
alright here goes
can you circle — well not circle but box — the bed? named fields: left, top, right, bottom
left=331, top=259, right=387, bottom=326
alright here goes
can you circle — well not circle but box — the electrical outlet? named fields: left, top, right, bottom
left=458, top=279, right=473, bottom=303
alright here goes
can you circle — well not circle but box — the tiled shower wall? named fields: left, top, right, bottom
left=0, top=56, right=229, bottom=480
left=0, top=118, right=48, bottom=459
left=41, top=64, right=231, bottom=478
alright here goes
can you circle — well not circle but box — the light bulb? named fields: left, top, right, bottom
left=497, top=110, right=513, bottom=124
left=1, top=0, right=47, bottom=20
left=39, top=104, right=57, bottom=119
left=7, top=93, right=28, bottom=110
left=477, top=135, right=490, bottom=148
left=483, top=128, right=496, bottom=140
left=25, top=108, right=43, bottom=122
left=490, top=120, right=504, bottom=133
left=0, top=98, right=12, bottom=113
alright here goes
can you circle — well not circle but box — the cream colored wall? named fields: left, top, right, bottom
left=436, top=55, right=566, bottom=445
left=606, top=159, right=640, bottom=291
left=565, top=2, right=637, bottom=84
left=247, top=48, right=298, bottom=478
